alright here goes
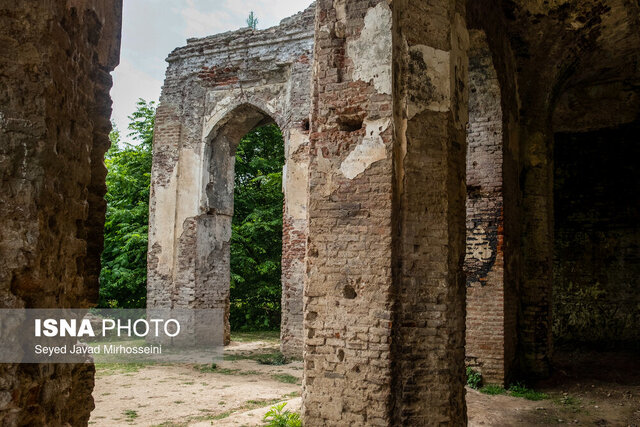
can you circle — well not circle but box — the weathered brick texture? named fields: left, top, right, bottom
left=0, top=0, right=121, bottom=424
left=463, top=29, right=518, bottom=385
left=391, top=1, right=469, bottom=424
left=304, top=0, right=469, bottom=424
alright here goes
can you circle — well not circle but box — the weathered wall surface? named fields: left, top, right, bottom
left=463, top=30, right=509, bottom=384
left=147, top=5, right=314, bottom=355
left=463, top=0, right=523, bottom=384
left=0, top=0, right=121, bottom=424
left=553, top=120, right=640, bottom=347
left=391, top=0, right=469, bottom=423
left=304, top=0, right=469, bottom=424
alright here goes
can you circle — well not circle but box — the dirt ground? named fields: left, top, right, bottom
left=90, top=336, right=640, bottom=426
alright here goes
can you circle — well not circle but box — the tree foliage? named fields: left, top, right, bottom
left=99, top=100, right=155, bottom=308
left=230, top=124, right=284, bottom=330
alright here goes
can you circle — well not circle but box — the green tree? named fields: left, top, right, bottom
left=246, top=11, right=258, bottom=29
left=99, top=100, right=155, bottom=308
left=230, top=124, right=284, bottom=330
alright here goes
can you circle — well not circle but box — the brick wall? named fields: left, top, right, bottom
left=464, top=30, right=507, bottom=384
left=391, top=1, right=469, bottom=423
left=304, top=1, right=396, bottom=423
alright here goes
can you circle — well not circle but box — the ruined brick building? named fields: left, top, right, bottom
left=1, top=0, right=638, bottom=425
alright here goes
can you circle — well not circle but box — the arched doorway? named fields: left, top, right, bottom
left=147, top=101, right=309, bottom=355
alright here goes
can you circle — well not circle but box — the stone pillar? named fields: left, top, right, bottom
left=303, top=0, right=468, bottom=424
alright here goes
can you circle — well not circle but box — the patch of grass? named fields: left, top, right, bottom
left=508, top=383, right=548, bottom=401
left=243, top=398, right=281, bottom=410
left=212, top=411, right=234, bottom=420
left=256, top=352, right=289, bottom=365
left=173, top=400, right=184, bottom=404
left=123, top=409, right=138, bottom=420
left=223, top=353, right=249, bottom=361
left=272, top=373, right=298, bottom=384
left=479, top=383, right=549, bottom=401
left=231, top=330, right=280, bottom=343
left=153, top=397, right=295, bottom=427
left=480, top=384, right=508, bottom=395
left=224, top=351, right=291, bottom=365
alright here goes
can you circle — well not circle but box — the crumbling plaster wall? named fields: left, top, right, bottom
left=0, top=0, right=121, bottom=424
left=147, top=5, right=314, bottom=355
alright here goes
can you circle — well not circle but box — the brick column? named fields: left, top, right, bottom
left=304, top=0, right=469, bottom=425
left=391, top=0, right=469, bottom=424
left=463, top=30, right=514, bottom=385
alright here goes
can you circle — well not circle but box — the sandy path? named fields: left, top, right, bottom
left=90, top=340, right=301, bottom=426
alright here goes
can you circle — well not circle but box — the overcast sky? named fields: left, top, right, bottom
left=111, top=0, right=311, bottom=143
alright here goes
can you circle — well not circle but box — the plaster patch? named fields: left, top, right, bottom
left=407, top=45, right=451, bottom=119
left=285, top=158, right=309, bottom=221
left=315, top=154, right=339, bottom=197
left=340, top=118, right=390, bottom=179
left=346, top=2, right=392, bottom=95
left=175, top=147, right=203, bottom=229
left=288, top=128, right=308, bottom=156
left=468, top=227, right=494, bottom=261
left=151, top=164, right=179, bottom=276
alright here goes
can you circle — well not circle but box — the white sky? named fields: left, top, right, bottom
left=110, top=0, right=311, bottom=143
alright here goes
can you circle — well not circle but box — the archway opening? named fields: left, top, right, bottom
left=203, top=104, right=282, bottom=343
left=229, top=123, right=285, bottom=334
left=552, top=120, right=640, bottom=352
